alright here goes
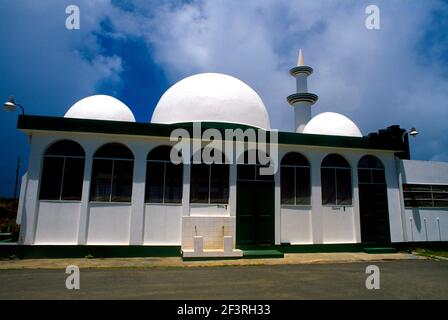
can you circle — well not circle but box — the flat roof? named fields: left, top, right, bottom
left=17, top=115, right=405, bottom=152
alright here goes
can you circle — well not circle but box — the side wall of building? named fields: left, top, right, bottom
left=399, top=160, right=448, bottom=242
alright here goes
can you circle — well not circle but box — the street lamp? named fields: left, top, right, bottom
left=3, top=96, right=25, bottom=115
left=402, top=127, right=418, bottom=141
left=3, top=96, right=25, bottom=203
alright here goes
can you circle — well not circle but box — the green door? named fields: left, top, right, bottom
left=236, top=180, right=275, bottom=245
left=358, top=155, right=391, bottom=244
left=359, top=183, right=391, bottom=243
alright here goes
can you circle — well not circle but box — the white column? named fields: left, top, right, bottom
left=182, top=163, right=191, bottom=217
left=229, top=161, right=238, bottom=248
left=311, top=153, right=323, bottom=244
left=16, top=173, right=28, bottom=230
left=20, top=137, right=45, bottom=245
left=129, top=149, right=147, bottom=245
left=229, top=162, right=237, bottom=217
left=395, top=158, right=408, bottom=242
left=386, top=156, right=406, bottom=242
left=350, top=155, right=362, bottom=243
left=274, top=163, right=281, bottom=244
left=77, top=148, right=93, bottom=244
left=224, top=141, right=238, bottom=247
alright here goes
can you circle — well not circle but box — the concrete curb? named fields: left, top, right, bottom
left=0, top=252, right=428, bottom=270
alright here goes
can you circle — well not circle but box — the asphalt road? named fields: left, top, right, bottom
left=0, top=260, right=447, bottom=299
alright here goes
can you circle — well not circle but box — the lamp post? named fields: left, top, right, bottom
left=3, top=96, right=25, bottom=115
left=401, top=127, right=419, bottom=160
left=3, top=96, right=25, bottom=202
left=402, top=127, right=418, bottom=141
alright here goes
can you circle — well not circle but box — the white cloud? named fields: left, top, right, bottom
left=1, top=0, right=447, bottom=164
left=105, top=0, right=448, bottom=161
left=0, top=0, right=124, bottom=193
left=0, top=0, right=123, bottom=116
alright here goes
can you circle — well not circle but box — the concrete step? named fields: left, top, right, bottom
left=243, top=249, right=284, bottom=259
left=363, top=247, right=397, bottom=254
left=182, top=249, right=243, bottom=261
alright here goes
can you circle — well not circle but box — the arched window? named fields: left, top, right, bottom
left=358, top=155, right=385, bottom=184
left=321, top=154, right=352, bottom=205
left=145, top=146, right=183, bottom=204
left=281, top=152, right=311, bottom=205
left=90, top=143, right=134, bottom=202
left=190, top=148, right=229, bottom=204
left=39, top=140, right=85, bottom=200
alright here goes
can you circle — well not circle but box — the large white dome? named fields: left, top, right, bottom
left=303, top=112, right=363, bottom=137
left=64, top=95, right=136, bottom=122
left=151, top=73, right=271, bottom=129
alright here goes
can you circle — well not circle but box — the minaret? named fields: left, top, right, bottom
left=287, top=49, right=318, bottom=133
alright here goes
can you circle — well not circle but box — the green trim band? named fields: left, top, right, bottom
left=290, top=66, right=313, bottom=76
left=17, top=115, right=405, bottom=151
left=287, top=93, right=318, bottom=105
left=0, top=245, right=181, bottom=259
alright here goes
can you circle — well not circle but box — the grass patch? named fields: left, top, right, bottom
left=413, top=248, right=448, bottom=259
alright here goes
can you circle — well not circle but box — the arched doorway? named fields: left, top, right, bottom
left=236, top=150, right=274, bottom=246
left=358, top=155, right=391, bottom=243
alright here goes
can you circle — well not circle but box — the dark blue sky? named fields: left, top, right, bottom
left=1, top=0, right=447, bottom=197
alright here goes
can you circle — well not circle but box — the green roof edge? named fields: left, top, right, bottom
left=17, top=115, right=404, bottom=151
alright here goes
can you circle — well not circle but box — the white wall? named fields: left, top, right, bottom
left=400, top=160, right=448, bottom=184
left=87, top=203, right=131, bottom=245
left=16, top=172, right=28, bottom=225
left=34, top=201, right=81, bottom=244
left=189, top=204, right=229, bottom=216
left=321, top=206, right=356, bottom=243
left=144, top=204, right=182, bottom=245
left=280, top=206, right=312, bottom=244
left=277, top=145, right=400, bottom=245
left=399, top=159, right=448, bottom=242
left=405, top=209, right=448, bottom=242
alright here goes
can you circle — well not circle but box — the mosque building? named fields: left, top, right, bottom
left=13, top=50, right=448, bottom=258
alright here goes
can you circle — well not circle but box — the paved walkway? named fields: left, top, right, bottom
left=1, top=260, right=447, bottom=299
left=0, top=252, right=424, bottom=269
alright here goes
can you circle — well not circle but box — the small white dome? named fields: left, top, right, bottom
left=64, top=95, right=136, bottom=122
left=151, top=73, right=271, bottom=129
left=303, top=112, right=362, bottom=137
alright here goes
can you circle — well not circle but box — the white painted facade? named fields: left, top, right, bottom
left=16, top=129, right=421, bottom=250
left=14, top=53, right=448, bottom=257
